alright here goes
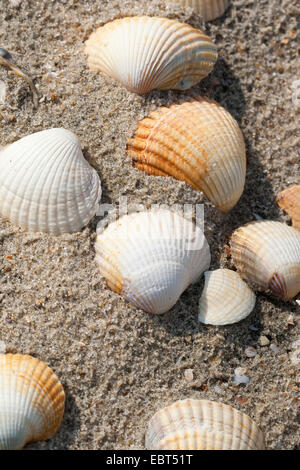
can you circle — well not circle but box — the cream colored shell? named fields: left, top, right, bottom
left=127, top=97, right=246, bottom=212
left=95, top=209, right=211, bottom=314
left=146, top=398, right=265, bottom=449
left=230, top=220, right=300, bottom=299
left=198, top=269, right=256, bottom=325
left=0, top=354, right=65, bottom=450
left=0, top=128, right=101, bottom=235
left=277, top=186, right=300, bottom=232
left=165, top=0, right=230, bottom=21
left=85, top=16, right=217, bottom=94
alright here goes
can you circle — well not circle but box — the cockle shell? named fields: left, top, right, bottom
left=127, top=97, right=246, bottom=212
left=85, top=16, right=217, bottom=94
left=198, top=269, right=256, bottom=325
left=165, top=0, right=230, bottom=21
left=0, top=354, right=65, bottom=450
left=146, top=398, right=265, bottom=450
left=277, top=186, right=300, bottom=232
left=0, top=128, right=101, bottom=235
left=230, top=221, right=300, bottom=299
left=95, top=209, right=211, bottom=314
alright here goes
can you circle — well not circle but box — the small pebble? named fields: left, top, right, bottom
left=249, top=324, right=259, bottom=331
left=213, top=385, right=222, bottom=394
left=0, top=341, right=6, bottom=354
left=233, top=375, right=250, bottom=385
left=184, top=368, right=194, bottom=382
left=270, top=343, right=279, bottom=354
left=245, top=346, right=257, bottom=358
left=259, top=335, right=270, bottom=346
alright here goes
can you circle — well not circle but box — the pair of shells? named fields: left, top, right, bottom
left=95, top=209, right=211, bottom=314
left=231, top=220, right=300, bottom=300
left=128, top=97, right=246, bottom=213
left=165, top=0, right=230, bottom=21
left=0, top=354, right=65, bottom=450
left=0, top=128, right=101, bottom=235
left=146, top=398, right=265, bottom=450
left=277, top=186, right=300, bottom=232
left=85, top=16, right=218, bottom=94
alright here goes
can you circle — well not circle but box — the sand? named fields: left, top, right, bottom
left=0, top=0, right=299, bottom=450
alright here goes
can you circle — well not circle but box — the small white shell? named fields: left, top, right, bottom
left=230, top=221, right=300, bottom=299
left=95, top=209, right=211, bottom=314
left=165, top=0, right=230, bottom=21
left=146, top=398, right=265, bottom=450
left=198, top=269, right=256, bottom=325
left=0, top=128, right=101, bottom=234
left=85, top=16, right=217, bottom=94
left=0, top=354, right=65, bottom=450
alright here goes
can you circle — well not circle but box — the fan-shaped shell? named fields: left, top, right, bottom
left=85, top=16, right=217, bottom=94
left=277, top=186, right=300, bottom=232
left=165, top=0, right=230, bottom=21
left=146, top=398, right=265, bottom=450
left=0, top=128, right=101, bottom=235
left=0, top=354, right=65, bottom=450
left=198, top=269, right=256, bottom=325
left=230, top=221, right=300, bottom=299
left=127, top=97, right=246, bottom=212
left=95, top=209, right=211, bottom=314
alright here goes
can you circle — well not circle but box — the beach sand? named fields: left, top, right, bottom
left=0, top=0, right=299, bottom=449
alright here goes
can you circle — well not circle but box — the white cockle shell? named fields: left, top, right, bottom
left=198, top=269, right=256, bottom=325
left=95, top=209, right=211, bottom=314
left=0, top=128, right=101, bottom=234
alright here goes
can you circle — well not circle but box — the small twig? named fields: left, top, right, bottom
left=0, top=52, right=40, bottom=108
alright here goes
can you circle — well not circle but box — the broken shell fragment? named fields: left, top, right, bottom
left=146, top=398, right=265, bottom=449
left=85, top=16, right=217, bottom=94
left=0, top=128, right=102, bottom=235
left=230, top=221, right=300, bottom=299
left=95, top=209, right=211, bottom=314
left=277, top=185, right=300, bottom=232
left=165, top=0, right=230, bottom=21
left=127, top=97, right=246, bottom=212
left=198, top=269, right=256, bottom=325
left=0, top=353, right=65, bottom=450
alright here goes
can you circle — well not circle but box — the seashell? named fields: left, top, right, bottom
left=230, top=220, right=300, bottom=299
left=277, top=185, right=300, bottom=232
left=95, top=209, right=211, bottom=314
left=85, top=16, right=217, bottom=94
left=146, top=398, right=265, bottom=449
left=198, top=269, right=256, bottom=325
left=0, top=353, right=65, bottom=450
left=165, top=0, right=230, bottom=21
left=0, top=128, right=101, bottom=235
left=127, top=97, right=246, bottom=212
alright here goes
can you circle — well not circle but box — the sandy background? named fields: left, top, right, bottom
left=0, top=0, right=299, bottom=450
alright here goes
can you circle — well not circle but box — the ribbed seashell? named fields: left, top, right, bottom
left=230, top=221, right=300, bottom=299
left=0, top=128, right=101, bottom=235
left=85, top=16, right=217, bottom=94
left=165, top=0, right=230, bottom=21
left=198, top=269, right=256, bottom=325
left=127, top=97, right=246, bottom=212
left=95, top=209, right=211, bottom=314
left=277, top=186, right=300, bottom=232
left=0, top=354, right=65, bottom=450
left=146, top=398, right=265, bottom=449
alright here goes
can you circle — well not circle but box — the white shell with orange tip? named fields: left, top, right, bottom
left=95, top=209, right=211, bottom=314
left=230, top=220, right=300, bottom=299
left=85, top=16, right=217, bottom=94
left=198, top=269, right=256, bottom=325
left=127, top=97, right=246, bottom=212
left=0, top=128, right=101, bottom=235
left=0, top=354, right=65, bottom=450
left=277, top=185, right=300, bottom=232
left=146, top=398, right=265, bottom=449
left=165, top=0, right=230, bottom=21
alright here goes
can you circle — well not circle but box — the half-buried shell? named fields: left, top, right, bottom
left=0, top=353, right=65, bottom=450
left=127, top=97, right=246, bottom=212
left=146, top=398, right=265, bottom=449
left=230, top=220, right=300, bottom=299
left=277, top=186, right=300, bottom=232
left=85, top=16, right=217, bottom=94
left=0, top=128, right=102, bottom=235
left=198, top=269, right=256, bottom=325
left=95, top=209, right=211, bottom=314
left=165, top=0, right=230, bottom=21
